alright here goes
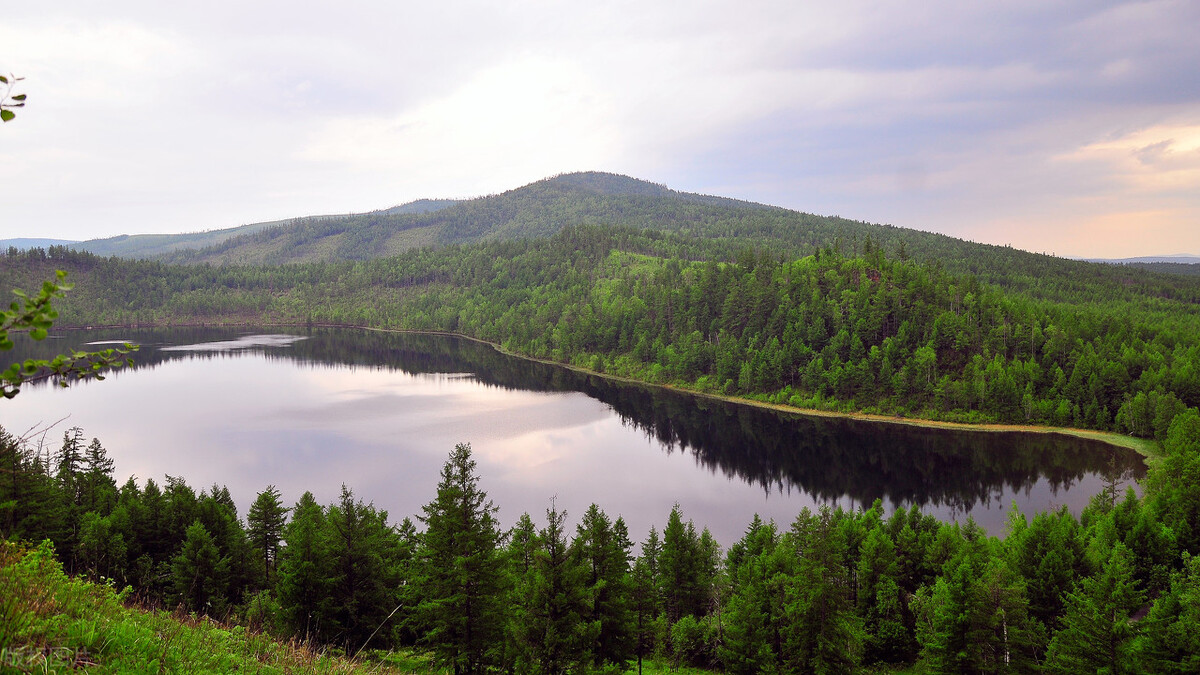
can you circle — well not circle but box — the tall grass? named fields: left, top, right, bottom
left=0, top=540, right=413, bottom=673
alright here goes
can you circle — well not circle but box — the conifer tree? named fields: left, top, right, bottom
left=247, top=485, right=289, bottom=584
left=415, top=443, right=505, bottom=675
left=80, top=437, right=116, bottom=514
left=1135, top=553, right=1200, bottom=672
left=171, top=520, right=229, bottom=615
left=503, top=512, right=541, bottom=673
left=529, top=503, right=592, bottom=675
left=1044, top=543, right=1144, bottom=674
left=276, top=491, right=333, bottom=641
left=572, top=503, right=634, bottom=670
left=326, top=485, right=402, bottom=652
left=630, top=557, right=656, bottom=675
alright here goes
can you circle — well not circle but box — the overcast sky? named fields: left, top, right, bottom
left=2, top=1, right=1198, bottom=257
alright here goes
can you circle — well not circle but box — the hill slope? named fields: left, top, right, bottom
left=69, top=199, right=461, bottom=259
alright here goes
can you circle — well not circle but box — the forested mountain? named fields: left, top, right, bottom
left=66, top=199, right=461, bottom=259
left=105, top=172, right=1200, bottom=309
left=0, top=237, right=78, bottom=250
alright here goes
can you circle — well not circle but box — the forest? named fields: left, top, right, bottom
left=2, top=412, right=1200, bottom=673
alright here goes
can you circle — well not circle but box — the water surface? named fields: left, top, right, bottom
left=3, top=327, right=1144, bottom=545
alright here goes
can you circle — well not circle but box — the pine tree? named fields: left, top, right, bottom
left=1045, top=543, right=1144, bottom=675
left=247, top=485, right=289, bottom=585
left=415, top=443, right=505, bottom=675
left=572, top=503, right=634, bottom=670
left=80, top=437, right=116, bottom=514
left=528, top=503, right=592, bottom=675
left=171, top=520, right=229, bottom=615
left=276, top=491, right=333, bottom=641
left=325, top=485, right=403, bottom=652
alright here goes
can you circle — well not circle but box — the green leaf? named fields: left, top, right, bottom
left=30, top=327, right=48, bottom=340
left=0, top=76, right=8, bottom=84
left=12, top=94, right=26, bottom=101
left=0, top=110, right=14, bottom=122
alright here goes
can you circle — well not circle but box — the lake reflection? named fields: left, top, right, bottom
left=3, top=327, right=1145, bottom=545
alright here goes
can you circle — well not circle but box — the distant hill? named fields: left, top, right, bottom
left=154, top=171, right=778, bottom=265
left=19, top=171, right=1197, bottom=306
left=145, top=172, right=1196, bottom=306
left=67, top=198, right=460, bottom=259
left=1080, top=255, right=1200, bottom=277
left=1, top=237, right=78, bottom=250
left=1083, top=255, right=1200, bottom=264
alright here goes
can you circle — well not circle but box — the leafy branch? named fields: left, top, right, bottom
left=1, top=270, right=137, bottom=399
left=0, top=74, right=28, bottom=122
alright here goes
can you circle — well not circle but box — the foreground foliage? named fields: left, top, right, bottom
left=4, top=408, right=1200, bottom=673
left=0, top=539, right=421, bottom=674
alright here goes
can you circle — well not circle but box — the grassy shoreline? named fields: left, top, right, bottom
left=52, top=320, right=1160, bottom=459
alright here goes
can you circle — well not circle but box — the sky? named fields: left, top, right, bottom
left=2, top=0, right=1198, bottom=258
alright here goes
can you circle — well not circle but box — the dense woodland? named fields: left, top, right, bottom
left=2, top=415, right=1199, bottom=673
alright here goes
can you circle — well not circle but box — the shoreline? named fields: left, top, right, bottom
left=55, top=321, right=1161, bottom=458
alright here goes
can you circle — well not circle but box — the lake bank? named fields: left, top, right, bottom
left=50, top=320, right=1160, bottom=459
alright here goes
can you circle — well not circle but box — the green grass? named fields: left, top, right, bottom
left=0, top=540, right=415, bottom=674
left=0, top=540, right=725, bottom=675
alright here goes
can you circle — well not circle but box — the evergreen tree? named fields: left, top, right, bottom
left=1044, top=543, right=1145, bottom=675
left=325, top=485, right=404, bottom=652
left=0, top=425, right=62, bottom=543
left=171, top=520, right=229, bottom=615
left=247, top=485, right=289, bottom=585
left=719, top=516, right=789, bottom=674
left=858, top=522, right=916, bottom=665
left=415, top=443, right=505, bottom=674
left=76, top=511, right=126, bottom=581
left=918, top=520, right=1035, bottom=674
left=572, top=503, right=634, bottom=670
left=1135, top=553, right=1200, bottom=673
left=503, top=512, right=541, bottom=673
left=80, top=437, right=116, bottom=514
left=784, top=507, right=863, bottom=673
left=528, top=503, right=592, bottom=675
left=630, top=557, right=656, bottom=675
left=276, top=491, right=333, bottom=641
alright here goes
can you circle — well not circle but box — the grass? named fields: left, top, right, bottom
left=0, top=540, right=416, bottom=674
left=0, top=540, right=722, bottom=675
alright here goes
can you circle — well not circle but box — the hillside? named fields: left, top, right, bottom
left=129, top=172, right=1193, bottom=308
left=67, top=199, right=461, bottom=259
left=0, top=237, right=78, bottom=250
left=0, top=540, right=425, bottom=674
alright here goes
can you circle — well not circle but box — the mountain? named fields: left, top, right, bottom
left=68, top=198, right=461, bottom=259
left=1083, top=254, right=1200, bottom=264
left=148, top=172, right=776, bottom=265
left=26, top=171, right=1198, bottom=307
left=1, top=237, right=78, bottom=250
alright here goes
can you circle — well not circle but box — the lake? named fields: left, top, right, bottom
left=2, top=326, right=1145, bottom=545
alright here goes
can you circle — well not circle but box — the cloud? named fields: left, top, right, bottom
left=1, top=1, right=1198, bottom=257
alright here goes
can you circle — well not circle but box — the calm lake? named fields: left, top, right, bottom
left=3, top=327, right=1145, bottom=545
